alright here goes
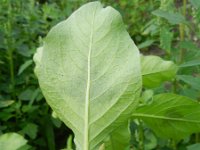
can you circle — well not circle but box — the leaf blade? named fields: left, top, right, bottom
left=34, top=2, right=141, bottom=149
left=141, top=55, right=177, bottom=88
left=132, top=93, right=200, bottom=140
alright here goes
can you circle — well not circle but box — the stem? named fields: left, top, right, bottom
left=138, top=120, right=144, bottom=150
left=195, top=133, right=199, bottom=143
left=67, top=135, right=73, bottom=150
left=171, top=139, right=177, bottom=150
left=8, top=48, right=15, bottom=98
left=6, top=1, right=16, bottom=99
left=173, top=78, right=177, bottom=93
left=178, top=0, right=187, bottom=64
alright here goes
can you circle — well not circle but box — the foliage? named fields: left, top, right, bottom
left=1, top=0, right=200, bottom=150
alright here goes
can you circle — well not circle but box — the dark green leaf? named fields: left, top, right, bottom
left=180, top=60, right=200, bottom=67
left=105, top=123, right=130, bottom=150
left=152, top=9, right=186, bottom=24
left=0, top=100, right=14, bottom=108
left=132, top=93, right=200, bottom=140
left=18, top=60, right=33, bottom=75
left=160, top=27, right=173, bottom=53
left=18, top=89, right=34, bottom=101
left=189, top=0, right=200, bottom=9
left=138, top=40, right=154, bottom=49
left=177, top=75, right=200, bottom=90
left=21, top=123, right=38, bottom=139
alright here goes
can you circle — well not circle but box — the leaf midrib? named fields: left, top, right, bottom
left=84, top=6, right=97, bottom=150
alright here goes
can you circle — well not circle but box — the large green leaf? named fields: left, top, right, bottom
left=132, top=93, right=200, bottom=140
left=0, top=133, right=28, bottom=150
left=33, top=2, right=141, bottom=150
left=141, top=55, right=177, bottom=88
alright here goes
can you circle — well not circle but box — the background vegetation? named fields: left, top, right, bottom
left=0, top=0, right=200, bottom=149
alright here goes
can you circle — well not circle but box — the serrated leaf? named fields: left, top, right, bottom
left=33, top=2, right=141, bottom=150
left=141, top=55, right=177, bottom=88
left=0, top=133, right=28, bottom=150
left=152, top=9, right=186, bottom=25
left=132, top=94, right=200, bottom=140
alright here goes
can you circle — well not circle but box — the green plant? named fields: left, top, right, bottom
left=34, top=2, right=200, bottom=150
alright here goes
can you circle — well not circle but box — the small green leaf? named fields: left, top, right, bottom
left=189, top=0, right=200, bottom=9
left=160, top=27, right=173, bottom=53
left=187, top=143, right=200, bottom=150
left=138, top=40, right=154, bottom=49
left=17, top=60, right=33, bottom=75
left=0, top=60, right=4, bottom=64
left=0, top=133, right=28, bottom=150
left=152, top=9, right=186, bottom=24
left=104, top=123, right=130, bottom=150
left=141, top=55, right=177, bottom=88
left=21, top=123, right=38, bottom=139
left=180, top=59, right=200, bottom=67
left=132, top=93, right=200, bottom=140
left=18, top=88, right=34, bottom=101
left=0, top=100, right=14, bottom=108
left=140, top=90, right=154, bottom=104
left=144, top=130, right=157, bottom=150
left=177, top=75, right=200, bottom=90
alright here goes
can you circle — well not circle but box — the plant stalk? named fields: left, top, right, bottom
left=6, top=1, right=16, bottom=99
left=138, top=120, right=144, bottom=150
left=179, top=0, right=187, bottom=64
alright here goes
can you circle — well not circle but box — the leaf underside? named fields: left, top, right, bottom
left=34, top=2, right=141, bottom=150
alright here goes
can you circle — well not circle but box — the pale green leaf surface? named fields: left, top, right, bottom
left=34, top=2, right=141, bottom=150
left=132, top=94, right=200, bottom=140
left=0, top=133, right=27, bottom=150
left=141, top=55, right=177, bottom=88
